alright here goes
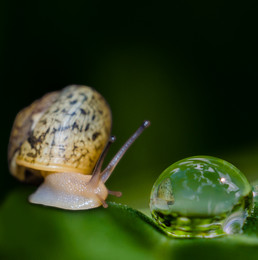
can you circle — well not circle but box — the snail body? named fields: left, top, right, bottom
left=8, top=85, right=150, bottom=210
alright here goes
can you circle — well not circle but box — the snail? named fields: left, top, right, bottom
left=8, top=85, right=150, bottom=210
left=150, top=156, right=254, bottom=238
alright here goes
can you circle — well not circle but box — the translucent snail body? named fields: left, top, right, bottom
left=8, top=85, right=150, bottom=210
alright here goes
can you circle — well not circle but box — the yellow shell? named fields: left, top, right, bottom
left=8, top=85, right=112, bottom=182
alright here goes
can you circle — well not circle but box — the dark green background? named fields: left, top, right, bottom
left=1, top=0, right=258, bottom=209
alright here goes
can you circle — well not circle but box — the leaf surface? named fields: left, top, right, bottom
left=0, top=188, right=258, bottom=260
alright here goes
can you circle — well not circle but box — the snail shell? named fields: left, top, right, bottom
left=8, top=85, right=111, bottom=182
left=8, top=85, right=150, bottom=210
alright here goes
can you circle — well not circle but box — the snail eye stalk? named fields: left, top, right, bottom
left=100, top=120, right=150, bottom=183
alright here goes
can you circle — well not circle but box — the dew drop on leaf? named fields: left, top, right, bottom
left=150, top=156, right=253, bottom=238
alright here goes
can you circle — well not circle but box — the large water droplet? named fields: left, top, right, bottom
left=150, top=156, right=253, bottom=238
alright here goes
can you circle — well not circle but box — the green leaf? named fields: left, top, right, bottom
left=0, top=188, right=258, bottom=260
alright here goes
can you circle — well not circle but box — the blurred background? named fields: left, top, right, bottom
left=1, top=0, right=258, bottom=209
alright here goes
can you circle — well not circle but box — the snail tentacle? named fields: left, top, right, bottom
left=101, top=120, right=150, bottom=183
left=89, top=136, right=116, bottom=186
left=108, top=190, right=122, bottom=197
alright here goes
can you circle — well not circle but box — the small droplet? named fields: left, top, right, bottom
left=150, top=156, right=253, bottom=238
left=251, top=180, right=258, bottom=203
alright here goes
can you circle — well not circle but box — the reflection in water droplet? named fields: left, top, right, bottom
left=150, top=156, right=253, bottom=238
left=220, top=177, right=226, bottom=183
left=222, top=209, right=245, bottom=235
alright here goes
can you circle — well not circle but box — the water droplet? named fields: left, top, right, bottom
left=251, top=180, right=258, bottom=203
left=150, top=156, right=253, bottom=238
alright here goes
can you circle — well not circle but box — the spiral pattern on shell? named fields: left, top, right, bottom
left=8, top=85, right=112, bottom=182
